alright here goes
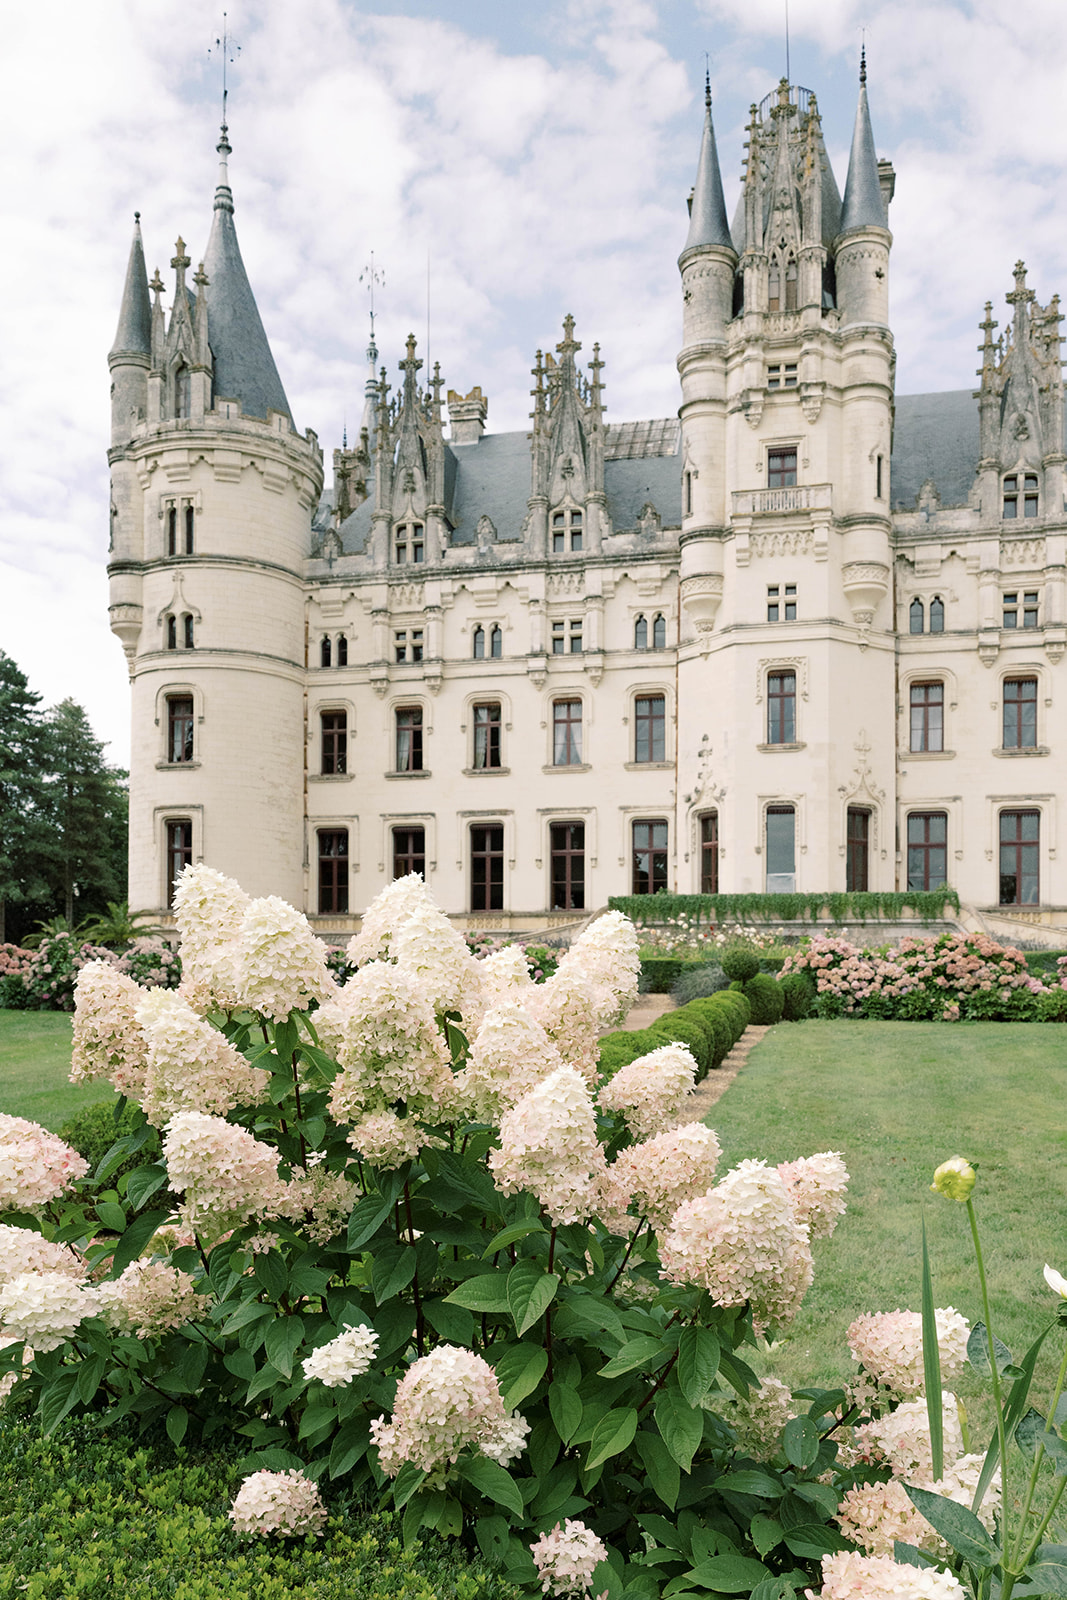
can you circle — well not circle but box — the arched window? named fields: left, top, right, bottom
left=167, top=506, right=177, bottom=557
left=652, top=613, right=666, bottom=649
left=784, top=258, right=798, bottom=311
left=184, top=505, right=194, bottom=554
left=768, top=259, right=781, bottom=312
left=320, top=636, right=332, bottom=668
left=472, top=625, right=485, bottom=660
left=909, top=598, right=925, bottom=634
left=175, top=365, right=190, bottom=420
left=165, top=613, right=177, bottom=650
left=336, top=634, right=348, bottom=667
left=634, top=615, right=648, bottom=650
left=929, top=596, right=945, bottom=633
left=490, top=625, right=502, bottom=659
left=182, top=613, right=194, bottom=649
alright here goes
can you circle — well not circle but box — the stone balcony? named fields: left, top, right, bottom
left=731, top=483, right=833, bottom=518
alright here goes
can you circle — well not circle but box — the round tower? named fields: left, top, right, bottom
left=108, top=128, right=323, bottom=914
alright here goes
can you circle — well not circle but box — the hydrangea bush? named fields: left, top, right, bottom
left=0, top=933, right=181, bottom=1011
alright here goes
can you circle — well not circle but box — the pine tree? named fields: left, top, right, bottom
left=41, top=699, right=128, bottom=928
left=0, top=651, right=52, bottom=944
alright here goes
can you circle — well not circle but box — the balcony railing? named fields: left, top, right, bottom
left=731, top=483, right=833, bottom=517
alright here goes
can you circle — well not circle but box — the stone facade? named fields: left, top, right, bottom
left=108, top=73, right=1067, bottom=932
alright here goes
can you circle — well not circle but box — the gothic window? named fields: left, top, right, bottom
left=768, top=260, right=781, bottom=312
left=473, top=703, right=502, bottom=770
left=320, top=636, right=332, bottom=669
left=634, top=615, right=648, bottom=650
left=765, top=806, right=796, bottom=891
left=394, top=523, right=424, bottom=564
left=907, top=812, right=947, bottom=891
left=396, top=707, right=423, bottom=772
left=175, top=365, right=190, bottom=420
left=767, top=448, right=797, bottom=488
left=167, top=696, right=194, bottom=764
left=320, top=711, right=347, bottom=775
left=167, top=505, right=177, bottom=556
left=551, top=509, right=583, bottom=553
left=1003, top=474, right=1039, bottom=519
left=846, top=807, right=870, bottom=893
left=999, top=809, right=1039, bottom=905
left=336, top=635, right=348, bottom=667
left=766, top=671, right=796, bottom=745
left=550, top=822, right=585, bottom=911
left=490, top=624, right=502, bottom=658
left=165, top=613, right=177, bottom=651
left=632, top=820, right=668, bottom=894
left=317, top=829, right=349, bottom=914
left=910, top=681, right=944, bottom=753
left=393, top=826, right=425, bottom=880
left=184, top=505, right=194, bottom=554
left=470, top=824, right=504, bottom=911
left=700, top=812, right=719, bottom=895
left=1003, top=677, right=1038, bottom=749
left=652, top=613, right=667, bottom=649
left=473, top=625, right=485, bottom=659
left=552, top=699, right=583, bottom=766
left=166, top=819, right=193, bottom=907
left=929, top=596, right=945, bottom=633
left=784, top=258, right=798, bottom=311
left=634, top=694, right=666, bottom=763
left=182, top=613, right=194, bottom=650
left=909, top=598, right=925, bottom=634
left=767, top=364, right=797, bottom=389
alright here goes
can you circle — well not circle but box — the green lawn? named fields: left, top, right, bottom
left=707, top=1019, right=1067, bottom=1430
left=0, top=1011, right=104, bottom=1131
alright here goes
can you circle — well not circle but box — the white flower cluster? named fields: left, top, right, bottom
left=835, top=1455, right=999, bottom=1560
left=598, top=1044, right=698, bottom=1140
left=371, top=1344, right=529, bottom=1486
left=162, top=1112, right=290, bottom=1240
left=231, top=895, right=336, bottom=1022
left=228, top=1468, right=327, bottom=1538
left=302, top=1322, right=379, bottom=1387
left=599, top=1122, right=722, bottom=1233
left=96, top=1259, right=210, bottom=1338
left=172, top=864, right=250, bottom=1011
left=345, top=1110, right=429, bottom=1170
left=390, top=902, right=484, bottom=1019
left=0, top=1223, right=84, bottom=1285
left=134, top=988, right=270, bottom=1123
left=489, top=1067, right=605, bottom=1226
left=854, top=1396, right=965, bottom=1481
left=69, top=961, right=148, bottom=1097
left=455, top=1004, right=564, bottom=1124
left=555, top=910, right=641, bottom=1027
left=479, top=943, right=535, bottom=1008
left=283, top=1162, right=361, bottom=1245
left=728, top=1375, right=796, bottom=1461
left=847, top=1307, right=970, bottom=1402
left=810, top=1552, right=967, bottom=1600
left=527, top=968, right=605, bottom=1082
left=346, top=873, right=431, bottom=966
left=0, top=1114, right=89, bottom=1212
left=530, top=1518, right=609, bottom=1597
left=776, top=1151, right=850, bottom=1239
left=0, top=1270, right=96, bottom=1351
left=321, top=962, right=454, bottom=1125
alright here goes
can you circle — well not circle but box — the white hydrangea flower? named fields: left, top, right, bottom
left=162, top=1112, right=290, bottom=1239
left=346, top=873, right=433, bottom=966
left=777, top=1151, right=850, bottom=1239
left=371, top=1344, right=529, bottom=1487
left=531, top=1519, right=608, bottom=1597
left=392, top=903, right=484, bottom=1018
left=134, top=988, right=270, bottom=1123
left=302, top=1322, right=379, bottom=1387
left=346, top=1110, right=429, bottom=1169
left=229, top=1469, right=327, bottom=1538
left=597, top=1043, right=697, bottom=1140
left=172, top=864, right=250, bottom=1012
left=70, top=960, right=148, bottom=1097
left=847, top=1307, right=970, bottom=1401
left=855, top=1396, right=964, bottom=1480
left=231, top=896, right=335, bottom=1021
left=320, top=961, right=454, bottom=1123
left=0, top=1270, right=97, bottom=1351
left=454, top=1003, right=564, bottom=1123
left=556, top=910, right=641, bottom=1027
left=527, top=968, right=607, bottom=1082
left=95, top=1260, right=209, bottom=1337
left=0, top=1115, right=89, bottom=1212
left=489, top=1067, right=605, bottom=1226
left=0, top=1223, right=86, bottom=1286
left=728, top=1375, right=796, bottom=1460
left=599, top=1122, right=722, bottom=1233
left=479, top=943, right=535, bottom=1008
left=810, top=1551, right=968, bottom=1600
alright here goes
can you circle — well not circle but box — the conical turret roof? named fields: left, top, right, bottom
left=683, top=80, right=733, bottom=254
left=840, top=56, right=885, bottom=233
left=109, top=214, right=152, bottom=361
left=201, top=127, right=293, bottom=422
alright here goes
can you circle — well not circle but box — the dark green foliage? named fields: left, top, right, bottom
left=780, top=971, right=815, bottom=1022
left=741, top=973, right=785, bottom=1026
left=639, top=957, right=703, bottom=993
left=681, top=999, right=732, bottom=1067
left=1037, top=988, right=1067, bottom=1022
left=41, top=699, right=128, bottom=928
left=59, top=1099, right=163, bottom=1192
left=721, top=947, right=760, bottom=983
left=0, top=652, right=52, bottom=946
left=648, top=1013, right=712, bottom=1077
left=670, top=963, right=728, bottom=1005
left=713, top=989, right=752, bottom=1037
left=607, top=890, right=961, bottom=925
left=758, top=956, right=787, bottom=974
left=596, top=1034, right=647, bottom=1076
left=1025, top=951, right=1067, bottom=979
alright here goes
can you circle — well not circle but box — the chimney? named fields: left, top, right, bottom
left=877, top=157, right=896, bottom=216
left=448, top=385, right=488, bottom=444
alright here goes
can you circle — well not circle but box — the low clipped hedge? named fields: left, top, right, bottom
left=0, top=1415, right=515, bottom=1600
left=721, top=947, right=760, bottom=983
left=646, top=1011, right=713, bottom=1077
left=741, top=971, right=785, bottom=1026
left=780, top=971, right=815, bottom=1021
left=638, top=957, right=705, bottom=993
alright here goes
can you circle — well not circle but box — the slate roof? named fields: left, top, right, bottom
left=840, top=81, right=886, bottom=233
left=202, top=195, right=293, bottom=424
left=891, top=390, right=980, bottom=511
left=110, top=219, right=151, bottom=360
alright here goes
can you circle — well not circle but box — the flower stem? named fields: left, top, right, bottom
left=289, top=1050, right=309, bottom=1169
left=403, top=1182, right=425, bottom=1356
left=607, top=1216, right=648, bottom=1291
left=1012, top=1336, right=1067, bottom=1572
left=967, top=1198, right=1011, bottom=1583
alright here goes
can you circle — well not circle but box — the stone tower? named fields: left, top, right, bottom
left=676, top=58, right=897, bottom=894
left=107, top=127, right=323, bottom=912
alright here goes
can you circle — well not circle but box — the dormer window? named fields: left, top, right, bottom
left=395, top=523, right=424, bottom=564
left=1002, top=473, right=1039, bottom=519
left=552, top=509, right=583, bottom=553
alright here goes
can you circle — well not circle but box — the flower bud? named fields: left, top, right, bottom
left=1044, top=1264, right=1067, bottom=1298
left=931, top=1158, right=976, bottom=1202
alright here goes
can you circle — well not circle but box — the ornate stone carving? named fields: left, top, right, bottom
left=1002, top=537, right=1044, bottom=567
left=751, top=527, right=813, bottom=559
left=680, top=573, right=723, bottom=633
left=755, top=655, right=808, bottom=702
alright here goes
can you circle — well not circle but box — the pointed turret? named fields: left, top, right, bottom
left=683, top=76, right=732, bottom=253
left=840, top=51, right=885, bottom=233
left=201, top=125, right=293, bottom=423
left=110, top=214, right=152, bottom=362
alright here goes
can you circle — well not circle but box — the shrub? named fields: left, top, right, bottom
left=595, top=1033, right=647, bottom=1077
left=720, top=946, right=761, bottom=983
left=680, top=998, right=733, bottom=1067
left=59, top=1100, right=163, bottom=1194
left=670, top=962, right=728, bottom=1005
left=638, top=957, right=698, bottom=993
left=1025, top=950, right=1067, bottom=980
left=648, top=1012, right=712, bottom=1077
left=779, top=971, right=814, bottom=1022
left=1037, top=988, right=1067, bottom=1022
left=741, top=972, right=785, bottom=1025
left=708, top=989, right=752, bottom=1040
left=114, top=936, right=182, bottom=989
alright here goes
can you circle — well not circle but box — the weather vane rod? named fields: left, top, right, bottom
left=209, top=12, right=241, bottom=127
left=359, top=252, right=385, bottom=341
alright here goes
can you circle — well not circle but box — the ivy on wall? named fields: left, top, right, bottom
left=606, top=889, right=962, bottom=926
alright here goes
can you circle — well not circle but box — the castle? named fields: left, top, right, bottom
left=107, top=65, right=1067, bottom=935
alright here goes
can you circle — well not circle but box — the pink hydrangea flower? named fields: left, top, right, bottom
left=777, top=1151, right=849, bottom=1239
left=847, top=1307, right=969, bottom=1401
left=371, top=1345, right=529, bottom=1486
left=229, top=1469, right=327, bottom=1538
left=489, top=1067, right=605, bottom=1226
left=95, top=1260, right=210, bottom=1337
left=162, top=1112, right=290, bottom=1239
left=70, top=960, right=148, bottom=1097
left=600, top=1122, right=721, bottom=1233
left=531, top=1519, right=608, bottom=1597
left=598, top=1044, right=698, bottom=1140
left=0, top=1114, right=89, bottom=1212
left=809, top=1551, right=967, bottom=1600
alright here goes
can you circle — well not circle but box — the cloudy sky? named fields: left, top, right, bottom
left=2, top=0, right=1065, bottom=769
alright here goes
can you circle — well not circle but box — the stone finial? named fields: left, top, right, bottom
left=149, top=268, right=165, bottom=299
left=193, top=262, right=210, bottom=290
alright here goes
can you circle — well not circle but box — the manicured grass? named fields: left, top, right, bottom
left=0, top=1011, right=103, bottom=1131
left=707, top=1020, right=1067, bottom=1427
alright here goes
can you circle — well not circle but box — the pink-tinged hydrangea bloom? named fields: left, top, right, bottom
left=70, top=961, right=148, bottom=1097
left=302, top=1322, right=378, bottom=1386
left=531, top=1519, right=609, bottom=1597
left=321, top=963, right=454, bottom=1123
left=371, top=1345, right=530, bottom=1486
left=95, top=1260, right=210, bottom=1337
left=0, top=1224, right=85, bottom=1286
left=231, top=896, right=335, bottom=1022
left=847, top=1307, right=969, bottom=1401
left=777, top=1151, right=850, bottom=1239
left=392, top=904, right=484, bottom=1019
left=346, top=873, right=434, bottom=967
left=854, top=1397, right=964, bottom=1480
left=809, top=1551, right=968, bottom=1600
left=597, top=1044, right=697, bottom=1140
left=556, top=911, right=641, bottom=1028
left=659, top=1159, right=814, bottom=1332
left=0, top=1270, right=97, bottom=1351
left=600, top=1122, right=722, bottom=1233
left=479, top=943, right=535, bottom=1009
left=229, top=1469, right=327, bottom=1538
left=728, top=1375, right=796, bottom=1460
left=489, top=1068, right=605, bottom=1226
left=162, top=1112, right=290, bottom=1239
left=134, top=989, right=270, bottom=1123
left=0, top=1114, right=89, bottom=1212
left=346, top=1110, right=430, bottom=1170
left=172, top=863, right=250, bottom=1012
left=835, top=1478, right=937, bottom=1557
left=283, top=1161, right=360, bottom=1245
left=527, top=968, right=607, bottom=1082
left=455, top=1004, right=564, bottom=1124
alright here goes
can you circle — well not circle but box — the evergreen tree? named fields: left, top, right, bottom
left=0, top=651, right=52, bottom=944
left=41, top=699, right=128, bottom=928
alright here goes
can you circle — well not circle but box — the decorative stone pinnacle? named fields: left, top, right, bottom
left=860, top=44, right=867, bottom=86
left=149, top=267, right=164, bottom=298
left=171, top=237, right=190, bottom=271
left=193, top=262, right=209, bottom=289
left=557, top=314, right=580, bottom=360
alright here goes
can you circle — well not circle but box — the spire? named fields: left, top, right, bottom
left=201, top=124, right=293, bottom=422
left=360, top=314, right=379, bottom=440
left=840, top=50, right=885, bottom=232
left=683, top=75, right=733, bottom=253
left=109, top=213, right=152, bottom=362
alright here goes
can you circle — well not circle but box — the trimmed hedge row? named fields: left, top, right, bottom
left=640, top=954, right=788, bottom=994
left=611, top=890, right=961, bottom=925
left=599, top=987, right=753, bottom=1082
